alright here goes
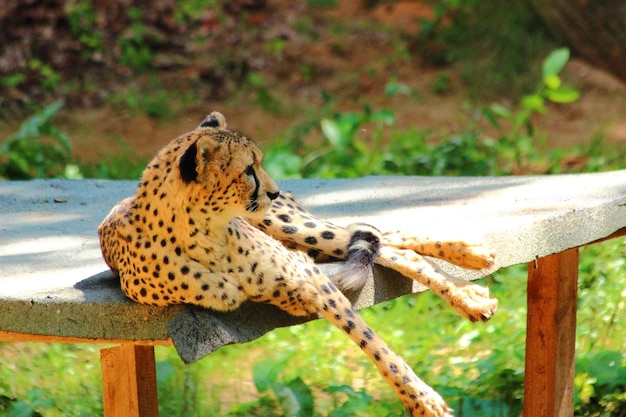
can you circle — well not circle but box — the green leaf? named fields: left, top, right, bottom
left=273, top=377, right=314, bottom=417
left=545, top=87, right=580, bottom=103
left=544, top=74, right=561, bottom=90
left=320, top=119, right=343, bottom=150
left=481, top=107, right=501, bottom=129
left=520, top=94, right=546, bottom=114
left=384, top=80, right=410, bottom=97
left=489, top=103, right=512, bottom=120
left=252, top=358, right=286, bottom=393
left=371, top=108, right=396, bottom=125
left=542, top=48, right=570, bottom=79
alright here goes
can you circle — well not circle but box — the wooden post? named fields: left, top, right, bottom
left=100, top=344, right=159, bottom=417
left=523, top=248, right=579, bottom=417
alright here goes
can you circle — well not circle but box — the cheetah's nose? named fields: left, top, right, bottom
left=267, top=190, right=280, bottom=200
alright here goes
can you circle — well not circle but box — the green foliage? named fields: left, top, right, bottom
left=324, top=385, right=376, bottom=417
left=28, top=59, right=61, bottom=92
left=575, top=351, right=626, bottom=416
left=0, top=102, right=82, bottom=179
left=174, top=0, right=217, bottom=24
left=119, top=8, right=157, bottom=72
left=416, top=0, right=554, bottom=98
left=263, top=48, right=593, bottom=179
left=1, top=389, right=50, bottom=417
left=0, top=344, right=102, bottom=416
left=0, top=73, right=26, bottom=89
left=247, top=73, right=284, bottom=115
left=65, top=0, right=104, bottom=57
left=107, top=76, right=175, bottom=120
left=481, top=48, right=581, bottom=173
left=247, top=357, right=314, bottom=417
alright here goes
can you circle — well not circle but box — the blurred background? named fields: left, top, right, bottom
left=1, top=1, right=625, bottom=416
left=1, top=0, right=625, bottom=180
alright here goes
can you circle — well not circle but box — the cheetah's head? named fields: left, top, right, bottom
left=177, top=112, right=280, bottom=220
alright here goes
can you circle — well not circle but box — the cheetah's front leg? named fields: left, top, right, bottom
left=377, top=246, right=498, bottom=322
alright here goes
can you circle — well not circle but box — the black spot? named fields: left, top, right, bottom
left=278, top=214, right=292, bottom=223
left=140, top=288, right=147, bottom=297
left=201, top=284, right=209, bottom=291
left=181, top=266, right=190, bottom=275
left=175, top=247, right=182, bottom=256
left=168, top=272, right=176, bottom=281
left=282, top=225, right=297, bottom=234
left=304, top=236, right=318, bottom=245
left=389, top=363, right=398, bottom=374
left=307, top=248, right=320, bottom=259
left=304, top=222, right=316, bottom=228
left=321, top=231, right=335, bottom=240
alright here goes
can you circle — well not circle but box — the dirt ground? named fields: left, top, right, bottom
left=3, top=0, right=626, bottom=168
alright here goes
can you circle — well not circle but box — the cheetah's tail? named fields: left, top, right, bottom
left=333, top=223, right=382, bottom=292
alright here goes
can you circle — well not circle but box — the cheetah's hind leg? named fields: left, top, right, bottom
left=383, top=231, right=495, bottom=270
left=377, top=246, right=498, bottom=322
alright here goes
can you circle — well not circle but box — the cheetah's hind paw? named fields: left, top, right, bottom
left=383, top=231, right=495, bottom=270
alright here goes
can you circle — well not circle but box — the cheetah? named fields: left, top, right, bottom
left=98, top=111, right=497, bottom=417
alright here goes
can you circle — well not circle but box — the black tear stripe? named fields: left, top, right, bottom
left=179, top=141, right=199, bottom=183
left=245, top=165, right=261, bottom=212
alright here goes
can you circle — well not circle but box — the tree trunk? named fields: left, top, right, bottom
left=526, top=0, right=626, bottom=81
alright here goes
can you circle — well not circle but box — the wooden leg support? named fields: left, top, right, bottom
left=100, top=344, right=159, bottom=417
left=523, top=248, right=579, bottom=417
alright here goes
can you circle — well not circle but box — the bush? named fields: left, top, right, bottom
left=0, top=102, right=81, bottom=179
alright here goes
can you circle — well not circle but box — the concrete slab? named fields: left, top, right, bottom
left=1, top=172, right=625, bottom=361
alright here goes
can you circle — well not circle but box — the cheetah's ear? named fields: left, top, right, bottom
left=197, top=111, right=227, bottom=129
left=179, top=140, right=199, bottom=183
left=179, top=137, right=221, bottom=183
